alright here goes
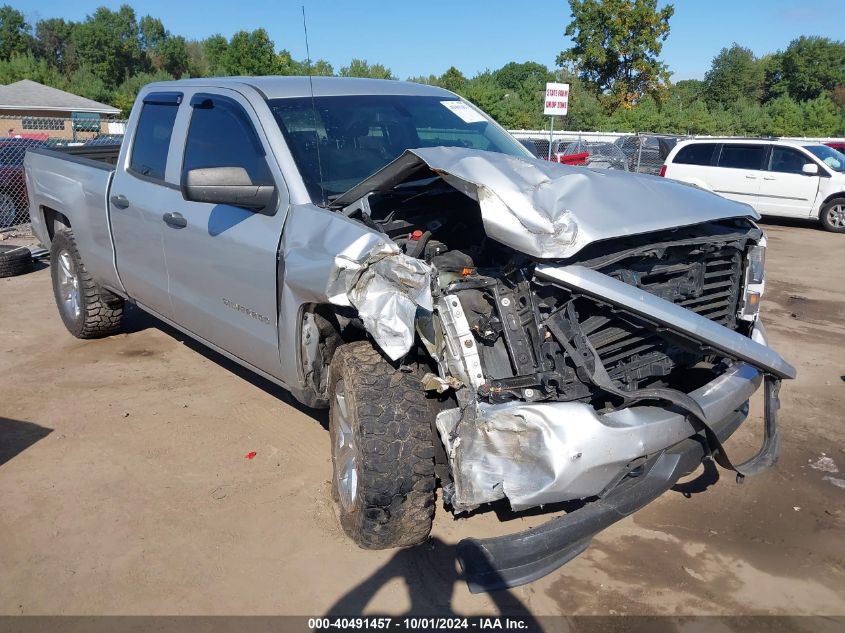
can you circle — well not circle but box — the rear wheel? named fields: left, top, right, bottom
left=820, top=198, right=845, bottom=233
left=328, top=341, right=439, bottom=549
left=50, top=229, right=124, bottom=338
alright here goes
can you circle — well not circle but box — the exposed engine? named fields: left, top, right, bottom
left=347, top=183, right=760, bottom=408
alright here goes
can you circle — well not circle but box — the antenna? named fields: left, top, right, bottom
left=302, top=5, right=326, bottom=206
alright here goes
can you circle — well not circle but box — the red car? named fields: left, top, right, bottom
left=0, top=138, right=44, bottom=227
left=825, top=141, right=845, bottom=153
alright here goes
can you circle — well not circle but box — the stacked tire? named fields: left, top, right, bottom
left=0, top=244, right=32, bottom=278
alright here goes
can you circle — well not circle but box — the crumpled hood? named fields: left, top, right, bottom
left=331, top=147, right=760, bottom=259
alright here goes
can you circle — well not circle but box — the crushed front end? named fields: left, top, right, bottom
left=329, top=148, right=795, bottom=590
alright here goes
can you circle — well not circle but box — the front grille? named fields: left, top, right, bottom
left=583, top=243, right=745, bottom=389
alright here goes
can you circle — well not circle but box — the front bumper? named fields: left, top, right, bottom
left=457, top=392, right=754, bottom=593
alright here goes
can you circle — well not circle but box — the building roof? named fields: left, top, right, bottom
left=145, top=76, right=455, bottom=100
left=0, top=79, right=120, bottom=114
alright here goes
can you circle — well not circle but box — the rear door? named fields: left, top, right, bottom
left=711, top=143, right=767, bottom=209
left=110, top=92, right=182, bottom=318
left=757, top=145, right=820, bottom=218
left=162, top=89, right=290, bottom=378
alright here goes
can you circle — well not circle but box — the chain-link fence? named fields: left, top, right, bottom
left=510, top=131, right=682, bottom=176
left=0, top=115, right=127, bottom=233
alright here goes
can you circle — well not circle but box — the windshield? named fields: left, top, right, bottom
left=268, top=95, right=529, bottom=203
left=804, top=144, right=845, bottom=172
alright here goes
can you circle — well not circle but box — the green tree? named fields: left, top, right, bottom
left=66, top=66, right=111, bottom=103
left=0, top=52, right=65, bottom=86
left=71, top=5, right=148, bottom=87
left=340, top=59, right=395, bottom=80
left=780, top=36, right=845, bottom=102
left=801, top=94, right=842, bottom=136
left=202, top=34, right=228, bottom=75
left=0, top=5, right=33, bottom=60
left=35, top=18, right=76, bottom=76
left=223, top=29, right=278, bottom=75
left=557, top=0, right=674, bottom=108
left=113, top=69, right=174, bottom=114
left=766, top=95, right=803, bottom=135
left=704, top=44, right=765, bottom=106
left=438, top=66, right=467, bottom=93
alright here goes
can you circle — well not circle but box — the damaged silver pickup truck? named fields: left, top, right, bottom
left=24, top=77, right=794, bottom=592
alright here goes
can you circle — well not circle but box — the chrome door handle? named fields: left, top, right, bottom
left=763, top=176, right=776, bottom=180
left=162, top=212, right=187, bottom=228
left=110, top=194, right=130, bottom=209
left=745, top=175, right=757, bottom=179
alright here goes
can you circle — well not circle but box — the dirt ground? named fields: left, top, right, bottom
left=0, top=218, right=843, bottom=618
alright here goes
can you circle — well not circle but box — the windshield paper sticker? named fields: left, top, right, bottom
left=441, top=100, right=486, bottom=124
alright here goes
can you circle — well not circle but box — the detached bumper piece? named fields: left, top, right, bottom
left=457, top=374, right=782, bottom=593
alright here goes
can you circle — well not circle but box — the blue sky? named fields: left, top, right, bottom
left=17, top=0, right=845, bottom=81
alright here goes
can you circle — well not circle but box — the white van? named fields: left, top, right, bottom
left=662, top=139, right=845, bottom=232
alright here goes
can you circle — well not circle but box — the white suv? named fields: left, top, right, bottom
left=662, top=138, right=845, bottom=232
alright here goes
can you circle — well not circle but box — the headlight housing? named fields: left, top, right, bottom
left=747, top=244, right=765, bottom=285
left=740, top=243, right=766, bottom=321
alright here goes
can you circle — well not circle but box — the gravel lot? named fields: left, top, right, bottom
left=0, top=218, right=843, bottom=617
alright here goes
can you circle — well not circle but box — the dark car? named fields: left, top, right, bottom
left=614, top=135, right=679, bottom=175
left=0, top=138, right=44, bottom=227
left=518, top=138, right=542, bottom=158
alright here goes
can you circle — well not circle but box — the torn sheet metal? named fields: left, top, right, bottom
left=436, top=361, right=763, bottom=512
left=331, top=147, right=760, bottom=259
left=279, top=205, right=431, bottom=393
left=341, top=243, right=433, bottom=360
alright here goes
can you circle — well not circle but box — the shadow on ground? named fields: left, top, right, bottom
left=0, top=417, right=53, bottom=466
left=325, top=537, right=539, bottom=621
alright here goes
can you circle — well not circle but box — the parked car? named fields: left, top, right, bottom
left=25, top=77, right=794, bottom=591
left=559, top=140, right=629, bottom=170
left=824, top=141, right=845, bottom=153
left=518, top=138, right=542, bottom=158
left=0, top=137, right=44, bottom=227
left=615, top=134, right=678, bottom=174
left=662, top=138, right=845, bottom=232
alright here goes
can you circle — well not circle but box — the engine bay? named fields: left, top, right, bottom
left=344, top=181, right=761, bottom=408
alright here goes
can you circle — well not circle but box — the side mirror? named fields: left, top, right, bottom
left=802, top=163, right=819, bottom=175
left=182, top=166, right=276, bottom=211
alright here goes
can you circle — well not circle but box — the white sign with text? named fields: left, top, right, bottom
left=543, top=82, right=570, bottom=116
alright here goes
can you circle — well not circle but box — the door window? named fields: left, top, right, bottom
left=718, top=144, right=765, bottom=170
left=768, top=147, right=810, bottom=174
left=129, top=94, right=181, bottom=180
left=673, top=143, right=717, bottom=166
left=182, top=96, right=273, bottom=186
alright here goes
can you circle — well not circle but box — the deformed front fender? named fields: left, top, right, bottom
left=277, top=204, right=433, bottom=402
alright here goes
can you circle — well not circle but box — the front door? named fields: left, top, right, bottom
left=161, top=90, right=288, bottom=378
left=110, top=92, right=182, bottom=319
left=757, top=145, right=820, bottom=218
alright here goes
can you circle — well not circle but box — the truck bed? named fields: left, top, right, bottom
left=25, top=145, right=122, bottom=293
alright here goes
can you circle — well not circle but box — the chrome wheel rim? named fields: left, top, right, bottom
left=828, top=204, right=845, bottom=228
left=57, top=250, right=81, bottom=320
left=333, top=379, right=358, bottom=512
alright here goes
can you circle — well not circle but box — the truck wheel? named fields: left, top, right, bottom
left=820, top=198, right=845, bottom=233
left=328, top=340, right=438, bottom=549
left=0, top=244, right=33, bottom=278
left=50, top=229, right=124, bottom=338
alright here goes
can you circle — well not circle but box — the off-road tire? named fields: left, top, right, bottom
left=0, top=244, right=32, bottom=278
left=328, top=341, right=439, bottom=549
left=820, top=198, right=845, bottom=233
left=50, top=229, right=124, bottom=338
